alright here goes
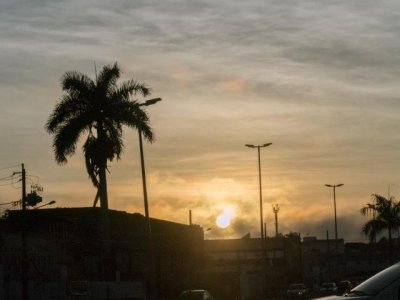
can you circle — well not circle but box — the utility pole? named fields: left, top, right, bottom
left=272, top=204, right=280, bottom=237
left=21, top=163, right=28, bottom=300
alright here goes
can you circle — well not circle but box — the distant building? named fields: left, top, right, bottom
left=302, top=236, right=399, bottom=288
left=0, top=207, right=203, bottom=300
left=202, top=234, right=302, bottom=300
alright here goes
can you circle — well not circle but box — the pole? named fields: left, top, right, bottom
left=245, top=143, right=272, bottom=300
left=298, top=233, right=303, bottom=282
left=138, top=130, right=157, bottom=300
left=22, top=164, right=26, bottom=210
left=246, top=143, right=271, bottom=238
left=325, top=184, right=343, bottom=254
left=139, top=130, right=150, bottom=221
left=21, top=163, right=28, bottom=300
left=333, top=186, right=338, bottom=254
left=257, top=146, right=264, bottom=239
left=272, top=204, right=279, bottom=237
left=327, top=230, right=331, bottom=281
left=136, top=98, right=161, bottom=300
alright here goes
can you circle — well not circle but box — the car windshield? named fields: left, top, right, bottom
left=350, top=263, right=400, bottom=296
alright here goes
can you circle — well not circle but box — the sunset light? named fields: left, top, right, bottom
left=216, top=206, right=234, bottom=229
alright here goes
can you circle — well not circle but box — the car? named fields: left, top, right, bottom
left=287, top=283, right=308, bottom=298
left=319, top=282, right=338, bottom=295
left=179, top=289, right=214, bottom=300
left=312, top=262, right=400, bottom=299
left=336, top=280, right=354, bottom=295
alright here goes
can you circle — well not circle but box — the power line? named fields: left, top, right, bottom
left=0, top=200, right=20, bottom=206
left=0, top=174, right=15, bottom=181
left=0, top=182, right=16, bottom=187
left=0, top=164, right=20, bottom=172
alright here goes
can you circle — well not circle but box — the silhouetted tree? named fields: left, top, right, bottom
left=360, top=194, right=400, bottom=262
left=46, top=62, right=153, bottom=209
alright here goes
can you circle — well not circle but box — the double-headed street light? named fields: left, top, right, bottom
left=246, top=143, right=272, bottom=239
left=325, top=183, right=344, bottom=254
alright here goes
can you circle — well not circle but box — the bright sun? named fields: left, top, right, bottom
left=216, top=206, right=234, bottom=228
left=216, top=215, right=230, bottom=228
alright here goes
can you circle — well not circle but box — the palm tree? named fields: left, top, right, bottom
left=360, top=194, right=400, bottom=262
left=46, top=62, right=154, bottom=210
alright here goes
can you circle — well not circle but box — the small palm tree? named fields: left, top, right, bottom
left=360, top=194, right=400, bottom=262
left=46, top=62, right=154, bottom=210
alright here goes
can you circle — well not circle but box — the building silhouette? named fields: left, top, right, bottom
left=0, top=208, right=203, bottom=299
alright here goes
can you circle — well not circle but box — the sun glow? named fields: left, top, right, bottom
left=216, top=206, right=234, bottom=229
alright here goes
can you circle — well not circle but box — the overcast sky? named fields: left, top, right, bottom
left=1, top=0, right=400, bottom=241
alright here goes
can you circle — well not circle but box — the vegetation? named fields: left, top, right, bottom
left=46, top=62, right=154, bottom=210
left=360, top=194, right=400, bottom=262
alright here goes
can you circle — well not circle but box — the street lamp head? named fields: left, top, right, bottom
left=325, top=183, right=344, bottom=188
left=34, top=200, right=56, bottom=210
left=262, top=143, right=272, bottom=147
left=245, top=144, right=255, bottom=148
left=143, top=98, right=162, bottom=106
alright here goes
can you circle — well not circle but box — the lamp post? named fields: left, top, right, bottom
left=325, top=183, right=343, bottom=254
left=138, top=98, right=161, bottom=222
left=245, top=143, right=272, bottom=238
left=34, top=200, right=56, bottom=210
left=137, top=97, right=161, bottom=300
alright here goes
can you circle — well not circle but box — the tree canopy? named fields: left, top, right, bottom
left=46, top=62, right=154, bottom=209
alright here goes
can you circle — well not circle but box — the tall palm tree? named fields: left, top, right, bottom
left=46, top=62, right=154, bottom=210
left=360, top=194, right=400, bottom=262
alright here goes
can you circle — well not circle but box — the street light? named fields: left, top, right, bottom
left=137, top=97, right=161, bottom=223
left=137, top=97, right=161, bottom=300
left=246, top=142, right=272, bottom=238
left=34, top=200, right=56, bottom=210
left=325, top=183, right=344, bottom=253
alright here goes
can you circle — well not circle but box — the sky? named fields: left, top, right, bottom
left=1, top=0, right=400, bottom=241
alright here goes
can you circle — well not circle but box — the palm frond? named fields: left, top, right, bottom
left=46, top=93, right=92, bottom=133
left=109, top=101, right=154, bottom=142
left=361, top=194, right=400, bottom=243
left=96, top=62, right=120, bottom=96
left=53, top=116, right=90, bottom=163
left=119, top=79, right=151, bottom=98
left=62, top=71, right=94, bottom=95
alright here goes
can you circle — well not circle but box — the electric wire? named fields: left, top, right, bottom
left=0, top=164, right=20, bottom=172
left=0, top=174, right=16, bottom=181
left=0, top=200, right=19, bottom=206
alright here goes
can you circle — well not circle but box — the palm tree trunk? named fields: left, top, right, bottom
left=96, top=125, right=109, bottom=210
left=98, top=163, right=108, bottom=210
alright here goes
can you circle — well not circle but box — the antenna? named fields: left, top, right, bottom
left=272, top=204, right=280, bottom=237
left=94, top=61, right=98, bottom=81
